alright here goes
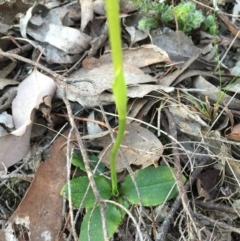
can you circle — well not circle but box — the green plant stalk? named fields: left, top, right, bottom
left=105, top=0, right=127, bottom=196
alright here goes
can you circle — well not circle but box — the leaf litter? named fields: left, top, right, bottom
left=1, top=0, right=240, bottom=241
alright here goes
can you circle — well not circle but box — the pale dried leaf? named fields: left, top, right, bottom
left=21, top=4, right=91, bottom=54
left=20, top=3, right=49, bottom=38
left=169, top=104, right=209, bottom=134
left=0, top=111, right=14, bottom=129
left=28, top=23, right=91, bottom=54
left=0, top=70, right=56, bottom=170
left=98, top=124, right=163, bottom=173
left=43, top=45, right=80, bottom=64
left=80, top=0, right=93, bottom=30
left=56, top=64, right=157, bottom=108
left=193, top=75, right=240, bottom=110
left=87, top=111, right=103, bottom=136
left=125, top=26, right=149, bottom=46
left=82, top=45, right=170, bottom=69
left=93, top=0, right=105, bottom=15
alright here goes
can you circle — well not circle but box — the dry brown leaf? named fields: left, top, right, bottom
left=196, top=169, right=222, bottom=199
left=82, top=45, right=170, bottom=69
left=0, top=69, right=56, bottom=170
left=97, top=124, right=163, bottom=173
left=0, top=130, right=68, bottom=241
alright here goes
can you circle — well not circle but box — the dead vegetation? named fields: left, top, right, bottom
left=1, top=0, right=240, bottom=240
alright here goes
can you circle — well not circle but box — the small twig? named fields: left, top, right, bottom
left=0, top=43, right=33, bottom=62
left=66, top=128, right=78, bottom=241
left=194, top=200, right=238, bottom=215
left=60, top=84, right=109, bottom=241
left=193, top=212, right=240, bottom=235
left=0, top=173, right=34, bottom=182
left=164, top=108, right=201, bottom=240
left=0, top=49, right=88, bottom=85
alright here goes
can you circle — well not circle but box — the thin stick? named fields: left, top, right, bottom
left=61, top=85, right=109, bottom=241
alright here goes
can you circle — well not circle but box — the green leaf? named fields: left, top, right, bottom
left=71, top=152, right=84, bottom=169
left=120, top=166, right=185, bottom=206
left=116, top=196, right=130, bottom=218
left=71, top=153, right=105, bottom=174
left=79, top=204, right=123, bottom=241
left=61, top=176, right=112, bottom=208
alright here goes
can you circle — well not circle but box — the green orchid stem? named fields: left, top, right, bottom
left=105, top=0, right=127, bottom=196
left=110, top=117, right=126, bottom=196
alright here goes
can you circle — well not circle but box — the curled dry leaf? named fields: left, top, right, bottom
left=0, top=69, right=56, bottom=171
left=97, top=124, right=164, bottom=173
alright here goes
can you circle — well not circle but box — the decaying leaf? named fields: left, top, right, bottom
left=0, top=69, right=56, bottom=170
left=0, top=129, right=69, bottom=241
left=97, top=124, right=163, bottom=173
